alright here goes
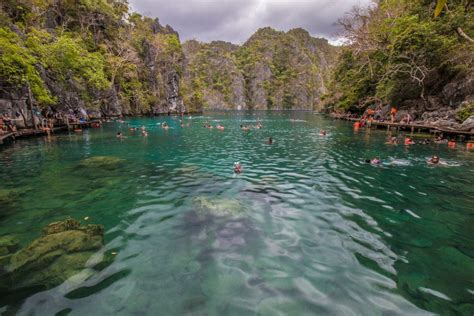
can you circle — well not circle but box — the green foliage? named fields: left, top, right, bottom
left=0, top=27, right=54, bottom=105
left=328, top=0, right=472, bottom=113
left=46, top=35, right=109, bottom=90
left=0, top=0, right=187, bottom=113
left=457, top=102, right=474, bottom=122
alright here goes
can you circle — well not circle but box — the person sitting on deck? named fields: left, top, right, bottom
left=233, top=162, right=243, bottom=174
left=0, top=116, right=4, bottom=134
left=404, top=137, right=415, bottom=145
left=427, top=155, right=440, bottom=165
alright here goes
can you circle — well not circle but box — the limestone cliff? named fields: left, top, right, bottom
left=182, top=28, right=339, bottom=111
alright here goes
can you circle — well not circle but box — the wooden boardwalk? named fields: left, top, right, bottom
left=335, top=117, right=474, bottom=137
left=0, top=121, right=101, bottom=145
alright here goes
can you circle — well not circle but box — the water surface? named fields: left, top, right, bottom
left=1, top=112, right=473, bottom=315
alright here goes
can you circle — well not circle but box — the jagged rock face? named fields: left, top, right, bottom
left=182, top=28, right=339, bottom=111
left=182, top=40, right=246, bottom=111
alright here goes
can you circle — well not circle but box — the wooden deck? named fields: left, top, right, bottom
left=0, top=121, right=101, bottom=145
left=335, top=117, right=474, bottom=137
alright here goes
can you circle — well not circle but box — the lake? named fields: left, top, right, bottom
left=0, top=111, right=473, bottom=315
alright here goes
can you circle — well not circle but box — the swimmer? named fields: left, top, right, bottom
left=386, top=136, right=398, bottom=145
left=216, top=124, right=225, bottom=131
left=116, top=132, right=123, bottom=138
left=427, top=155, right=440, bottom=165
left=268, top=137, right=273, bottom=145
left=448, top=139, right=456, bottom=147
left=256, top=122, right=263, bottom=129
left=435, top=136, right=447, bottom=144
left=240, top=125, right=249, bottom=132
left=140, top=125, right=146, bottom=131
left=404, top=137, right=415, bottom=145
left=162, top=122, right=169, bottom=130
left=319, top=130, right=327, bottom=136
left=233, top=162, right=242, bottom=174
left=141, top=130, right=148, bottom=137
left=365, top=157, right=381, bottom=165
left=420, top=138, right=430, bottom=145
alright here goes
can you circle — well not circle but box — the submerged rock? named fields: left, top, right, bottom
left=193, top=197, right=246, bottom=219
left=78, top=156, right=124, bottom=170
left=1, top=219, right=104, bottom=291
left=0, top=236, right=20, bottom=257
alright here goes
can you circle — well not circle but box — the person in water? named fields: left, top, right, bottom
left=216, top=124, right=225, bottom=130
left=386, top=136, right=398, bottom=145
left=428, top=155, right=440, bottom=165
left=448, top=139, right=456, bottom=147
left=404, top=137, right=415, bottom=145
left=366, top=157, right=381, bottom=165
left=268, top=137, right=273, bottom=145
left=141, top=130, right=148, bottom=137
left=116, top=132, right=123, bottom=138
left=420, top=138, right=430, bottom=145
left=319, top=130, right=327, bottom=136
left=162, top=122, right=169, bottom=130
left=233, top=162, right=242, bottom=174
left=240, top=125, right=249, bottom=132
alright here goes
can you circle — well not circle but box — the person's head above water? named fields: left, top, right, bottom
left=430, top=155, right=440, bottom=164
left=268, top=137, right=273, bottom=144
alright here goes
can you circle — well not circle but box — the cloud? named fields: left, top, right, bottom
left=129, top=0, right=373, bottom=44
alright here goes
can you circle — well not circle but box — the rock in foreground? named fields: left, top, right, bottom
left=1, top=219, right=104, bottom=292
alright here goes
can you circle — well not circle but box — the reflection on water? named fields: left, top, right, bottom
left=0, top=112, right=473, bottom=315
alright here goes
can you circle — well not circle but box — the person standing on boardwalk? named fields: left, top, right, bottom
left=390, top=107, right=398, bottom=123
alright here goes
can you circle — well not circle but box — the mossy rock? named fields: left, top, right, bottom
left=78, top=156, right=124, bottom=170
left=0, top=236, right=20, bottom=256
left=5, top=219, right=105, bottom=290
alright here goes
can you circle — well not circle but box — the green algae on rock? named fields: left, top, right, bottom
left=78, top=156, right=125, bottom=170
left=3, top=219, right=104, bottom=291
left=193, top=197, right=246, bottom=218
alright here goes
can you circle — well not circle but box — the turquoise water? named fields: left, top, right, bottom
left=1, top=112, right=473, bottom=315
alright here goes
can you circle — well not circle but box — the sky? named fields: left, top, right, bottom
left=129, top=0, right=373, bottom=45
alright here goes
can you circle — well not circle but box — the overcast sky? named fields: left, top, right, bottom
left=129, top=0, right=373, bottom=44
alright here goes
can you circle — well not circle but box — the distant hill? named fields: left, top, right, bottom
left=181, top=27, right=339, bottom=111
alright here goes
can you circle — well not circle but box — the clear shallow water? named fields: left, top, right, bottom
left=0, top=112, right=473, bottom=315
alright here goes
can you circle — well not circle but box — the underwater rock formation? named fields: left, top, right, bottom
left=193, top=197, right=246, bottom=219
left=0, top=219, right=104, bottom=292
left=78, top=156, right=124, bottom=170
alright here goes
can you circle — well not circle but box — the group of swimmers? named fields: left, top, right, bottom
left=363, top=133, right=463, bottom=165
left=366, top=155, right=443, bottom=165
